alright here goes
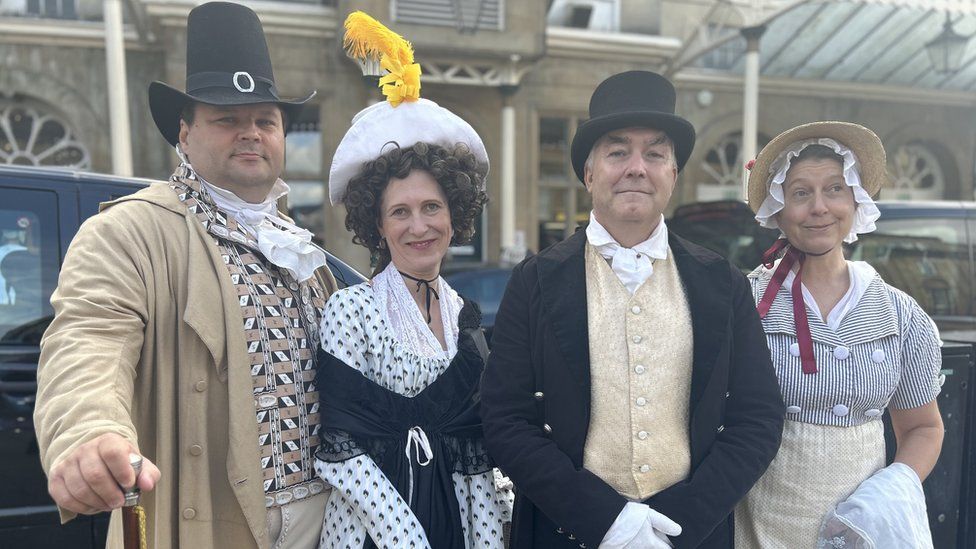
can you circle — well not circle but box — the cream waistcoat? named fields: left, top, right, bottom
left=583, top=242, right=694, bottom=500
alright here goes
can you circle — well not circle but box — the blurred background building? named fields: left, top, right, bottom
left=1, top=0, right=975, bottom=273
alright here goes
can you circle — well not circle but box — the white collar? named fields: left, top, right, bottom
left=780, top=260, right=877, bottom=330
left=176, top=146, right=325, bottom=282
left=201, top=178, right=289, bottom=226
left=585, top=211, right=669, bottom=260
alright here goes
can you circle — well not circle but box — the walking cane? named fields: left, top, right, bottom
left=121, top=454, right=148, bottom=549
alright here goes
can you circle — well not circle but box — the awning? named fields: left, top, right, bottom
left=673, top=0, right=976, bottom=93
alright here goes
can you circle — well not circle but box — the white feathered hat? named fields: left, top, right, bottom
left=328, top=12, right=488, bottom=206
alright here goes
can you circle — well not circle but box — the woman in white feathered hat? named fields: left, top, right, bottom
left=312, top=13, right=511, bottom=549
left=735, top=122, right=944, bottom=549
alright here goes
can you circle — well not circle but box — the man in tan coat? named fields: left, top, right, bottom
left=34, top=3, right=336, bottom=547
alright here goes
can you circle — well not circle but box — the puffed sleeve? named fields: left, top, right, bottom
left=890, top=292, right=942, bottom=409
left=319, top=286, right=370, bottom=374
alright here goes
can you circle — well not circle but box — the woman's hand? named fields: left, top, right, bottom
left=889, top=400, right=944, bottom=482
left=818, top=514, right=870, bottom=549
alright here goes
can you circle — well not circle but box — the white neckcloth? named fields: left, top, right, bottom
left=585, top=212, right=669, bottom=295
left=175, top=144, right=327, bottom=282
left=371, top=262, right=462, bottom=361
left=770, top=259, right=875, bottom=331
left=202, top=179, right=327, bottom=282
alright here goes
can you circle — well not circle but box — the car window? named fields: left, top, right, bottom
left=849, top=217, right=974, bottom=329
left=668, top=201, right=779, bottom=272
left=0, top=189, right=60, bottom=345
left=444, top=270, right=511, bottom=320
left=325, top=252, right=366, bottom=290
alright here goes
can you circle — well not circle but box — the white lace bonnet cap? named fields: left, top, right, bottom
left=747, top=121, right=887, bottom=243
left=328, top=98, right=489, bottom=206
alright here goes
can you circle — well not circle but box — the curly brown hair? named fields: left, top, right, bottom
left=341, top=141, right=488, bottom=275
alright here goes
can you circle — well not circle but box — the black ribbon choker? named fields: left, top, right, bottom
left=399, top=271, right=440, bottom=324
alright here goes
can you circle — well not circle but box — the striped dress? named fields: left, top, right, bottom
left=735, top=260, right=942, bottom=548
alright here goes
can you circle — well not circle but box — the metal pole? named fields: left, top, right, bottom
left=500, top=90, right=516, bottom=252
left=741, top=25, right=765, bottom=199
left=104, top=0, right=133, bottom=176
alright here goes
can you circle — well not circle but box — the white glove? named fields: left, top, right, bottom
left=817, top=462, right=932, bottom=549
left=601, top=502, right=681, bottom=549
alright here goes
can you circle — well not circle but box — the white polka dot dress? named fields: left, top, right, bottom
left=315, top=264, right=512, bottom=549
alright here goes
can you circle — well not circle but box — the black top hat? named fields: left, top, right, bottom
left=148, top=2, right=315, bottom=146
left=570, top=71, right=696, bottom=182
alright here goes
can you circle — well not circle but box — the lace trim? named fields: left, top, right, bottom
left=372, top=262, right=462, bottom=360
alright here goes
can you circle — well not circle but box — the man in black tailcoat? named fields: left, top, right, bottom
left=481, top=71, right=784, bottom=549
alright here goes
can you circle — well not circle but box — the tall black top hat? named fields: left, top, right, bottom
left=570, top=71, right=696, bottom=182
left=148, top=2, right=315, bottom=146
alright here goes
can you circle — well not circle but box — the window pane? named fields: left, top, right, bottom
left=850, top=218, right=973, bottom=329
left=285, top=107, right=321, bottom=177
left=0, top=189, right=59, bottom=344
left=537, top=187, right=567, bottom=250
left=286, top=180, right=325, bottom=245
left=539, top=117, right=568, bottom=178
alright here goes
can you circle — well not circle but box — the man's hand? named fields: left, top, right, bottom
left=602, top=502, right=681, bottom=549
left=624, top=508, right=681, bottom=549
left=47, top=433, right=161, bottom=514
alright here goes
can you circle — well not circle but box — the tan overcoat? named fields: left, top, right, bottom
left=34, top=183, right=335, bottom=549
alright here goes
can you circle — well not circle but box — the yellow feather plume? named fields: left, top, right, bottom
left=342, top=11, right=421, bottom=105
left=343, top=11, right=414, bottom=65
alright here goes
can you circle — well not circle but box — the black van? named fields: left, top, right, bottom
left=0, top=165, right=364, bottom=547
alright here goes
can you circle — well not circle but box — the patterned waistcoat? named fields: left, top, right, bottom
left=169, top=166, right=328, bottom=508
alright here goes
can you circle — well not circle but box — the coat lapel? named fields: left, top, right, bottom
left=537, top=231, right=591, bottom=389
left=183, top=205, right=269, bottom=545
left=669, top=234, right=731, bottom=408
left=184, top=215, right=230, bottom=379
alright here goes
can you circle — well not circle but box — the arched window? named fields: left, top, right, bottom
left=886, top=143, right=945, bottom=201
left=0, top=104, right=90, bottom=169
left=697, top=132, right=769, bottom=201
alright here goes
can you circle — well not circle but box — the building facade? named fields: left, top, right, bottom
left=1, top=0, right=974, bottom=273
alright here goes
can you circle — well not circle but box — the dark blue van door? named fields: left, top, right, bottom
left=0, top=180, right=95, bottom=547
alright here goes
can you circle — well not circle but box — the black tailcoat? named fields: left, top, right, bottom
left=481, top=230, right=784, bottom=549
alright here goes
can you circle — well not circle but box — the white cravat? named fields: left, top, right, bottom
left=202, top=180, right=327, bottom=282
left=585, top=212, right=669, bottom=294
left=177, top=144, right=327, bottom=282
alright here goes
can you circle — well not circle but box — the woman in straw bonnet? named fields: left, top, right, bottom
left=313, top=12, right=511, bottom=549
left=734, top=122, right=944, bottom=548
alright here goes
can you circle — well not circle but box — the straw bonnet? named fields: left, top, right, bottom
left=747, top=121, right=887, bottom=213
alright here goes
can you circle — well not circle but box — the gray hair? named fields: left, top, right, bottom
left=583, top=131, right=678, bottom=177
